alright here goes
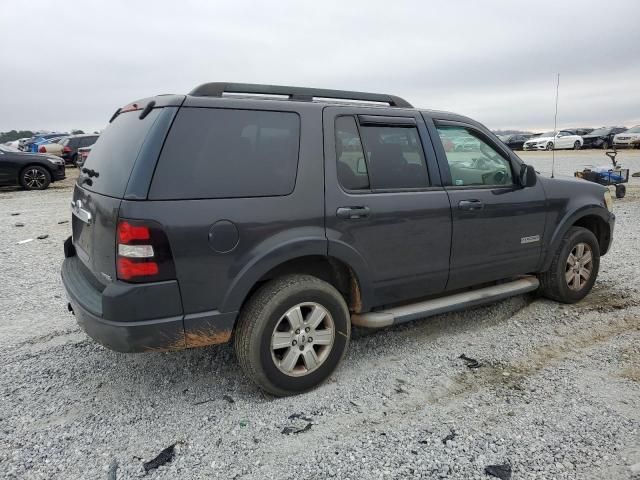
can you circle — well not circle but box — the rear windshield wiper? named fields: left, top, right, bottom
left=108, top=107, right=122, bottom=123
left=139, top=100, right=156, bottom=120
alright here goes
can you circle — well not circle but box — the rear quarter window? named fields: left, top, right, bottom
left=148, top=108, right=300, bottom=200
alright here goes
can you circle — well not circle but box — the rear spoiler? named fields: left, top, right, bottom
left=108, top=95, right=185, bottom=123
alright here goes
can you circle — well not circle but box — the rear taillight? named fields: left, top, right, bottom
left=116, top=219, right=175, bottom=283
left=39, top=146, right=46, bottom=153
left=63, top=146, right=72, bottom=153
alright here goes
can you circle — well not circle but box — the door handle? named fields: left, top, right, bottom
left=336, top=206, right=370, bottom=219
left=458, top=199, right=484, bottom=211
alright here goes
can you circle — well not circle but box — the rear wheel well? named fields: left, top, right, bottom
left=247, top=256, right=363, bottom=313
left=572, top=215, right=610, bottom=253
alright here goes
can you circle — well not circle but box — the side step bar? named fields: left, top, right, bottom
left=351, top=276, right=539, bottom=328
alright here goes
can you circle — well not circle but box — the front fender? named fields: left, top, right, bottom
left=540, top=204, right=613, bottom=271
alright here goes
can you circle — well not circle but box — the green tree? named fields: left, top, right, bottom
left=0, top=130, right=35, bottom=143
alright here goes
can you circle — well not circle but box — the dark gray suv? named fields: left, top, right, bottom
left=62, top=83, right=615, bottom=396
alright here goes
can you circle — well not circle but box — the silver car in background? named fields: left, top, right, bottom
left=613, top=125, right=640, bottom=148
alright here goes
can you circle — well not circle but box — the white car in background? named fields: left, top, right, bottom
left=613, top=125, right=640, bottom=148
left=523, top=130, right=583, bottom=151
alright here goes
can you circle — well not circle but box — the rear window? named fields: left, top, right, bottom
left=81, top=109, right=162, bottom=197
left=149, top=108, right=300, bottom=200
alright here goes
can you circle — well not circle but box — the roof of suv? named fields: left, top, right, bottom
left=116, top=82, right=483, bottom=130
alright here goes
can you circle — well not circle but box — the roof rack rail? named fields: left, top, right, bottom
left=188, top=82, right=413, bottom=108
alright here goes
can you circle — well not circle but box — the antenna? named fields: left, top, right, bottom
left=551, top=73, right=560, bottom=178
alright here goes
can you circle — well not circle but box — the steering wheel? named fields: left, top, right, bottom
left=493, top=170, right=507, bottom=184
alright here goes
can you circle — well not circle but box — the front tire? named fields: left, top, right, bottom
left=538, top=226, right=600, bottom=303
left=602, top=140, right=609, bottom=150
left=20, top=165, right=51, bottom=190
left=615, top=184, right=626, bottom=199
left=546, top=142, right=554, bottom=151
left=234, top=275, right=351, bottom=396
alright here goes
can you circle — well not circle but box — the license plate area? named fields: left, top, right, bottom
left=72, top=202, right=93, bottom=265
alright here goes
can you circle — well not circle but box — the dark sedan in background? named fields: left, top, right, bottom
left=0, top=145, right=65, bottom=190
left=581, top=126, right=627, bottom=149
left=499, top=134, right=531, bottom=150
left=565, top=127, right=594, bottom=136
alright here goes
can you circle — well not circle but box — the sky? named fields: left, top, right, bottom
left=1, top=0, right=639, bottom=133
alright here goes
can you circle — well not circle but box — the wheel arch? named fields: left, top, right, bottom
left=541, top=207, right=612, bottom=271
left=220, top=238, right=372, bottom=317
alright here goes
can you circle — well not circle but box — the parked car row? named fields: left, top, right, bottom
left=39, top=134, right=99, bottom=164
left=498, top=125, right=640, bottom=151
left=13, top=133, right=99, bottom=165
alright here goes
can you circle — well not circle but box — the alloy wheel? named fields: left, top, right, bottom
left=270, top=302, right=335, bottom=377
left=23, top=168, right=47, bottom=189
left=565, top=242, right=593, bottom=291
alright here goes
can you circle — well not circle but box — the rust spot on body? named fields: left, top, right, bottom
left=185, top=329, right=232, bottom=348
left=349, top=269, right=362, bottom=313
left=143, top=329, right=232, bottom=352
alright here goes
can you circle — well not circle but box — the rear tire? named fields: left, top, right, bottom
left=234, top=274, right=351, bottom=396
left=573, top=141, right=581, bottom=150
left=615, top=184, right=626, bottom=199
left=538, top=226, right=600, bottom=303
left=602, top=141, right=609, bottom=150
left=20, top=165, right=51, bottom=190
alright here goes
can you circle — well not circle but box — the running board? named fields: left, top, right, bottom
left=351, top=276, right=539, bottom=328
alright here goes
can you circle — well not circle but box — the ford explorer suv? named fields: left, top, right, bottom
left=62, top=83, right=615, bottom=396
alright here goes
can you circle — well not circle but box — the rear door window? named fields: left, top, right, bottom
left=149, top=108, right=300, bottom=199
left=335, top=116, right=369, bottom=190
left=359, top=124, right=429, bottom=190
left=80, top=108, right=162, bottom=197
left=335, top=116, right=429, bottom=191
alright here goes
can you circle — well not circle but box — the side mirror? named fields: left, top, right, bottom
left=519, top=164, right=537, bottom=188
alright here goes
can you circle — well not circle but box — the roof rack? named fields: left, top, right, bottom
left=188, top=82, right=413, bottom=108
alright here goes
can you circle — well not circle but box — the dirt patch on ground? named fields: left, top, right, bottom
left=618, top=343, right=640, bottom=383
left=428, top=313, right=640, bottom=403
left=574, top=285, right=640, bottom=313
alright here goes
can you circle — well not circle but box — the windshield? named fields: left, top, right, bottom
left=624, top=126, right=640, bottom=133
left=589, top=127, right=611, bottom=136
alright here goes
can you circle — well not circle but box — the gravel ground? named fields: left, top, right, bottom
left=1, top=152, right=639, bottom=480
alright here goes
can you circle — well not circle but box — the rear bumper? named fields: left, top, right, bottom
left=61, top=242, right=236, bottom=352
